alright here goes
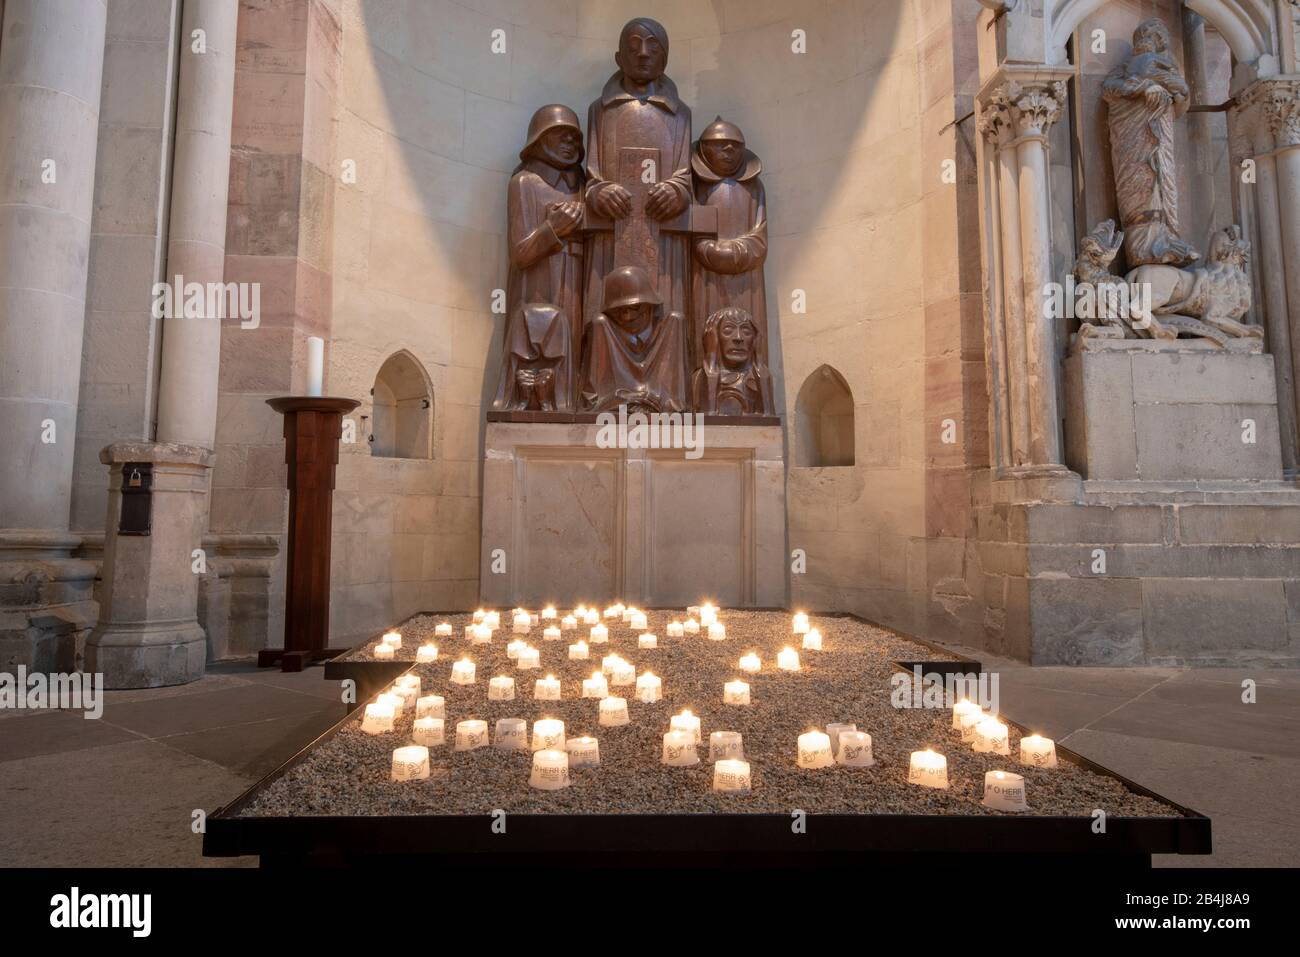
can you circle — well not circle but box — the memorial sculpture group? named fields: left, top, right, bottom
left=492, top=17, right=775, bottom=414
left=1076, top=18, right=1262, bottom=346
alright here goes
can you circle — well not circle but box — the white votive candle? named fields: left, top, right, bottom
left=826, top=722, right=856, bottom=758
left=531, top=718, right=565, bottom=751
left=837, top=731, right=874, bottom=766
left=376, top=692, right=404, bottom=715
left=483, top=611, right=500, bottom=630
left=1019, top=734, right=1058, bottom=768
left=473, top=609, right=486, bottom=623
left=908, top=749, right=949, bottom=789
left=670, top=710, right=701, bottom=745
left=573, top=604, right=587, bottom=619
left=568, top=640, right=589, bottom=661
left=541, top=605, right=557, bottom=620
left=982, top=770, right=1028, bottom=812
left=792, top=612, right=809, bottom=635
left=534, top=675, right=561, bottom=700
left=528, top=749, right=571, bottom=790
left=610, top=662, right=635, bottom=687
left=543, top=625, right=561, bottom=642
left=590, top=623, right=608, bottom=644
left=708, top=730, right=744, bottom=762
left=454, top=719, right=488, bottom=751
left=973, top=718, right=1011, bottom=755
left=601, top=653, right=625, bottom=675
left=621, top=606, right=635, bottom=623
left=661, top=730, right=699, bottom=766
left=512, top=611, right=531, bottom=634
left=381, top=630, right=402, bottom=647
left=952, top=698, right=982, bottom=730
left=713, top=759, right=751, bottom=792
left=394, top=673, right=420, bottom=692
left=582, top=673, right=608, bottom=699
left=361, top=702, right=395, bottom=734
left=630, top=611, right=648, bottom=631
left=603, top=604, right=622, bottom=620
left=797, top=730, right=835, bottom=769
left=416, top=694, right=445, bottom=720
left=708, top=622, right=726, bottom=641
left=723, top=679, right=750, bottom=705
left=464, top=623, right=476, bottom=639
left=598, top=696, right=629, bottom=726
left=738, top=653, right=761, bottom=674
left=666, top=620, right=684, bottom=638
left=699, top=604, right=718, bottom=626
left=506, top=638, right=526, bottom=659
left=434, top=622, right=452, bottom=637
left=488, top=675, right=515, bottom=701
left=802, top=628, right=822, bottom=651
left=638, top=633, right=657, bottom=649
left=412, top=716, right=444, bottom=746
left=450, top=659, right=476, bottom=684
left=777, top=647, right=801, bottom=671
left=374, top=644, right=395, bottom=661
left=960, top=708, right=984, bottom=743
left=566, top=736, right=600, bottom=768
left=416, top=643, right=438, bottom=663
left=494, top=717, right=527, bottom=750
left=635, top=671, right=662, bottom=703
left=683, top=619, right=700, bottom=635
left=389, top=683, right=417, bottom=708
left=584, top=609, right=601, bottom=625
left=390, top=744, right=429, bottom=781
left=471, top=624, right=492, bottom=643
left=516, top=646, right=540, bottom=670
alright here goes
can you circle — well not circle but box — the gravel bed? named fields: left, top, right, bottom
left=242, top=610, right=1180, bottom=818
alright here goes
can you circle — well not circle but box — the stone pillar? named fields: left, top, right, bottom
left=155, top=0, right=240, bottom=449
left=85, top=444, right=213, bottom=687
left=0, top=0, right=107, bottom=670
left=1262, top=81, right=1300, bottom=482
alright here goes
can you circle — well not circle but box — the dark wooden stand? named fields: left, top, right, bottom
left=258, top=396, right=360, bottom=672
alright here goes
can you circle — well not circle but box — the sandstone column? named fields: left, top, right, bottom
left=1262, top=81, right=1300, bottom=480
left=0, top=0, right=107, bottom=670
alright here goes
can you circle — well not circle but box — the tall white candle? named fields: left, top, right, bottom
left=416, top=694, right=444, bottom=719
left=738, top=653, right=761, bottom=674
left=450, top=658, right=476, bottom=684
left=792, top=612, right=810, bottom=635
left=534, top=675, right=561, bottom=700
left=529, top=749, right=571, bottom=790
left=666, top=621, right=684, bottom=638
left=390, top=744, right=429, bottom=781
left=494, top=717, right=527, bottom=750
left=416, top=643, right=438, bottom=663
left=661, top=730, right=699, bottom=766
left=1019, top=734, right=1058, bottom=768
left=982, top=770, right=1028, bottom=812
left=973, top=718, right=1011, bottom=755
left=582, top=672, right=609, bottom=698
left=836, top=731, right=874, bottom=767
left=635, top=671, right=662, bottom=703
left=361, top=702, right=395, bottom=734
left=568, top=640, right=589, bottom=661
left=777, top=647, right=801, bottom=672
left=412, top=716, right=444, bottom=746
left=669, top=710, right=701, bottom=745
left=708, top=730, right=744, bottom=762
left=598, top=696, right=629, bottom=726
left=797, top=730, right=835, bottom=769
left=908, top=749, right=949, bottom=789
left=454, top=719, right=488, bottom=751
left=306, top=336, right=324, bottom=396
left=801, top=628, right=822, bottom=651
left=488, top=675, right=515, bottom=701
left=566, top=735, right=600, bottom=768
left=713, top=759, right=751, bottom=792
left=531, top=718, right=565, bottom=751
left=723, top=679, right=750, bottom=705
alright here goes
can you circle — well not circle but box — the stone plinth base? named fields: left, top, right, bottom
left=481, top=420, right=786, bottom=608
left=0, top=528, right=97, bottom=672
left=86, top=442, right=213, bottom=688
left=1064, top=338, right=1283, bottom=481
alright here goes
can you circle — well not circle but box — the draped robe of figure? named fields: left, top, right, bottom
left=691, top=147, right=768, bottom=366
left=583, top=72, right=693, bottom=357
left=1102, top=34, right=1195, bottom=267
left=492, top=157, right=584, bottom=410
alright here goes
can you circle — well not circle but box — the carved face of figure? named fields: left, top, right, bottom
left=616, top=23, right=667, bottom=85
left=718, top=313, right=757, bottom=368
left=1133, top=19, right=1171, bottom=55
left=609, top=302, right=655, bottom=338
left=536, top=126, right=581, bottom=169
left=701, top=139, right=744, bottom=177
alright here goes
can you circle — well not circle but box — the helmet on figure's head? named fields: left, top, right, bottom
left=519, top=104, right=583, bottom=164
left=700, top=116, right=745, bottom=146
left=603, top=265, right=662, bottom=311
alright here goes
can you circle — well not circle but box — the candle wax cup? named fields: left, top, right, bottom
left=528, top=749, right=571, bottom=791
left=416, top=644, right=438, bottom=663
left=1020, top=735, right=1058, bottom=768
left=836, top=731, right=874, bottom=767
left=907, top=750, right=949, bottom=789
left=713, top=759, right=752, bottom=792
left=598, top=697, right=630, bottom=726
left=661, top=731, right=699, bottom=766
left=825, top=723, right=857, bottom=758
left=708, top=731, right=744, bottom=762
left=638, top=634, right=657, bottom=649
left=797, top=731, right=835, bottom=769
left=531, top=719, right=565, bottom=752
left=416, top=695, right=445, bottom=720
left=361, top=703, right=395, bottom=734
left=494, top=718, right=528, bottom=750
left=982, top=771, right=1028, bottom=812
left=454, top=721, right=489, bottom=751
left=390, top=745, right=430, bottom=781
left=566, top=737, right=600, bottom=768
left=412, top=717, right=444, bottom=746
left=374, top=644, right=395, bottom=660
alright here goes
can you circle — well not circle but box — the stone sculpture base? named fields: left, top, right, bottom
left=480, top=418, right=785, bottom=608
left=1064, top=337, right=1282, bottom=482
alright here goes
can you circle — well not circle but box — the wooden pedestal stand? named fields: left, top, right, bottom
left=258, top=396, right=360, bottom=672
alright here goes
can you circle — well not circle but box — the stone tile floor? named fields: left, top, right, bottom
left=1, top=652, right=1296, bottom=867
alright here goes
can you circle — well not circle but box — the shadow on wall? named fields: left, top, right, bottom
left=355, top=0, right=903, bottom=426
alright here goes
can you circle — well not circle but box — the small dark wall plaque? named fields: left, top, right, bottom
left=118, top=462, right=153, bottom=536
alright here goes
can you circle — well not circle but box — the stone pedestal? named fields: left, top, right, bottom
left=1064, top=338, right=1284, bottom=482
left=86, top=442, right=214, bottom=688
left=481, top=417, right=786, bottom=608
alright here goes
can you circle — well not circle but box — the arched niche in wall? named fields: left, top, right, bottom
left=371, top=351, right=433, bottom=460
left=794, top=365, right=855, bottom=467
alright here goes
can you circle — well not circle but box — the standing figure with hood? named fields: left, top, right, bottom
left=492, top=104, right=585, bottom=411
left=690, top=117, right=768, bottom=370
left=583, top=18, right=694, bottom=347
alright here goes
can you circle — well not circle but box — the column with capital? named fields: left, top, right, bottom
left=1261, top=81, right=1300, bottom=479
